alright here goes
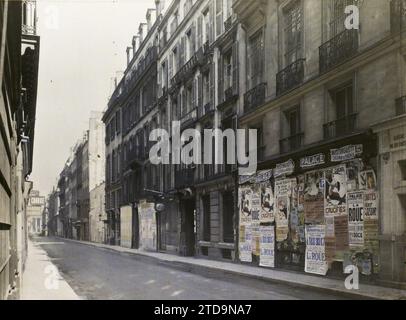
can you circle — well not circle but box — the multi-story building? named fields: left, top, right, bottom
left=26, top=190, right=45, bottom=235
left=89, top=183, right=106, bottom=244
left=47, top=188, right=63, bottom=237
left=230, top=0, right=406, bottom=284
left=0, top=0, right=40, bottom=299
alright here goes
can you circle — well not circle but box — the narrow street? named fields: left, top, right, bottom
left=31, top=237, right=346, bottom=300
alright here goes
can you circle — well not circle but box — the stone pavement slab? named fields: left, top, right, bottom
left=21, top=240, right=80, bottom=300
left=59, top=238, right=406, bottom=300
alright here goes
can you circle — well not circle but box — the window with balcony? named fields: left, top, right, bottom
left=247, top=30, right=265, bottom=90
left=324, top=83, right=357, bottom=139
left=277, top=0, right=305, bottom=96
left=320, top=0, right=358, bottom=73
left=216, top=0, right=223, bottom=38
left=280, top=106, right=303, bottom=154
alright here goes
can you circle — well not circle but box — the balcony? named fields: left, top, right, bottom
left=323, top=113, right=358, bottom=140
left=180, top=108, right=198, bottom=129
left=170, top=48, right=203, bottom=88
left=396, top=96, right=406, bottom=116
left=224, top=15, right=236, bottom=33
left=279, top=133, right=304, bottom=154
left=126, top=145, right=147, bottom=169
left=175, top=167, right=195, bottom=189
left=319, top=29, right=359, bottom=74
left=244, top=83, right=267, bottom=114
left=276, top=59, right=305, bottom=96
left=391, top=0, right=406, bottom=34
left=198, top=102, right=215, bottom=120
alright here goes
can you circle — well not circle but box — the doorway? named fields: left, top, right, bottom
left=182, top=199, right=196, bottom=257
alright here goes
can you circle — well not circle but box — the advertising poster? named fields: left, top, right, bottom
left=260, top=182, right=275, bottom=224
left=239, top=186, right=252, bottom=225
left=251, top=222, right=261, bottom=256
left=239, top=225, right=252, bottom=262
left=348, top=192, right=364, bottom=248
left=305, top=225, right=328, bottom=276
left=290, top=207, right=300, bottom=244
left=275, top=179, right=291, bottom=242
left=325, top=165, right=347, bottom=218
left=138, top=201, right=157, bottom=251
left=359, top=170, right=377, bottom=190
left=325, top=217, right=336, bottom=265
left=250, top=185, right=261, bottom=223
left=346, top=159, right=364, bottom=192
left=304, top=170, right=325, bottom=224
left=364, top=191, right=379, bottom=254
left=259, top=226, right=275, bottom=268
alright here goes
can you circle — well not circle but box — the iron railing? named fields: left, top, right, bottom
left=198, top=102, right=215, bottom=119
left=323, top=113, right=358, bottom=140
left=244, top=83, right=267, bottom=114
left=396, top=96, right=406, bottom=116
left=180, top=108, right=198, bottom=129
left=279, top=132, right=304, bottom=154
left=276, top=59, right=305, bottom=96
left=319, top=29, right=358, bottom=74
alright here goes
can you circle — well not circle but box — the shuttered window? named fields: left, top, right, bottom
left=283, top=0, right=302, bottom=66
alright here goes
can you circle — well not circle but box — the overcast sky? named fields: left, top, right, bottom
left=31, top=0, right=154, bottom=196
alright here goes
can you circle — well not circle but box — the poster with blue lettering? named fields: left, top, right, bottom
left=239, top=224, right=252, bottom=263
left=305, top=225, right=328, bottom=275
left=259, top=226, right=275, bottom=268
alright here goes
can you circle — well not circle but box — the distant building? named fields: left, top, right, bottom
left=27, top=191, right=46, bottom=236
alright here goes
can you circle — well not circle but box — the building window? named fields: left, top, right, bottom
left=202, top=195, right=211, bottom=242
left=283, top=0, right=302, bottom=66
left=329, top=0, right=355, bottom=37
left=216, top=0, right=223, bottom=37
left=247, top=30, right=265, bottom=90
left=222, top=192, right=234, bottom=243
left=333, top=84, right=354, bottom=120
left=223, top=51, right=232, bottom=91
left=116, top=110, right=121, bottom=134
left=203, top=72, right=210, bottom=106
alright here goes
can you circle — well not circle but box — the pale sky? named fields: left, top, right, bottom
left=31, top=0, right=154, bottom=196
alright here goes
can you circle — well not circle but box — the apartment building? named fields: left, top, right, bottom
left=231, top=0, right=406, bottom=283
left=0, top=0, right=40, bottom=299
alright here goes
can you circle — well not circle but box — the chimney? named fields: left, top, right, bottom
left=126, top=46, right=132, bottom=66
left=114, top=77, right=118, bottom=88
left=155, top=0, right=165, bottom=17
left=132, top=35, right=140, bottom=53
left=146, top=9, right=157, bottom=32
left=138, top=23, right=147, bottom=43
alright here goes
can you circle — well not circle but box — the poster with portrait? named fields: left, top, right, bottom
left=348, top=191, right=364, bottom=248
left=274, top=179, right=291, bottom=242
left=239, top=186, right=252, bottom=225
left=259, top=226, right=275, bottom=268
left=304, top=170, right=325, bottom=224
left=305, top=225, right=328, bottom=276
left=325, top=165, right=347, bottom=218
left=250, top=185, right=261, bottom=224
left=260, top=182, right=275, bottom=224
left=359, top=170, right=377, bottom=190
left=345, top=159, right=364, bottom=192
left=239, top=224, right=252, bottom=263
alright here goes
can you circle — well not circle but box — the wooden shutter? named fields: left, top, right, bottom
left=210, top=62, right=215, bottom=106
left=198, top=74, right=203, bottom=108
left=232, top=41, right=239, bottom=95
left=216, top=0, right=223, bottom=38
left=218, top=56, right=223, bottom=104
left=209, top=1, right=214, bottom=44
left=197, top=15, right=203, bottom=49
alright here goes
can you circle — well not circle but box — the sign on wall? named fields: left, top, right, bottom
left=259, top=226, right=275, bottom=268
left=325, top=165, right=347, bottom=218
left=305, top=225, right=328, bottom=276
left=348, top=192, right=364, bottom=248
left=304, top=170, right=325, bottom=224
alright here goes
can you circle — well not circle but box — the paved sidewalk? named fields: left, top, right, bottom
left=21, top=240, right=80, bottom=300
left=60, top=238, right=406, bottom=300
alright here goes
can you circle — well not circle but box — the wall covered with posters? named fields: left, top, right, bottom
left=238, top=144, right=380, bottom=277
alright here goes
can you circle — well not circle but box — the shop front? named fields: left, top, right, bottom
left=238, top=132, right=382, bottom=280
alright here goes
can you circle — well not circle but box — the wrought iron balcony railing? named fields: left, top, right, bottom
left=323, top=113, right=358, bottom=140
left=180, top=108, right=198, bottom=128
left=279, top=133, right=304, bottom=154
left=170, top=48, right=203, bottom=88
left=198, top=102, right=215, bottom=119
left=396, top=96, right=406, bottom=116
left=276, top=59, right=305, bottom=96
left=224, top=14, right=236, bottom=33
left=319, top=29, right=359, bottom=74
left=244, top=83, right=267, bottom=114
left=391, top=0, right=406, bottom=34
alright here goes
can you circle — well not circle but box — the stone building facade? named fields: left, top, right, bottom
left=0, top=0, right=40, bottom=299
